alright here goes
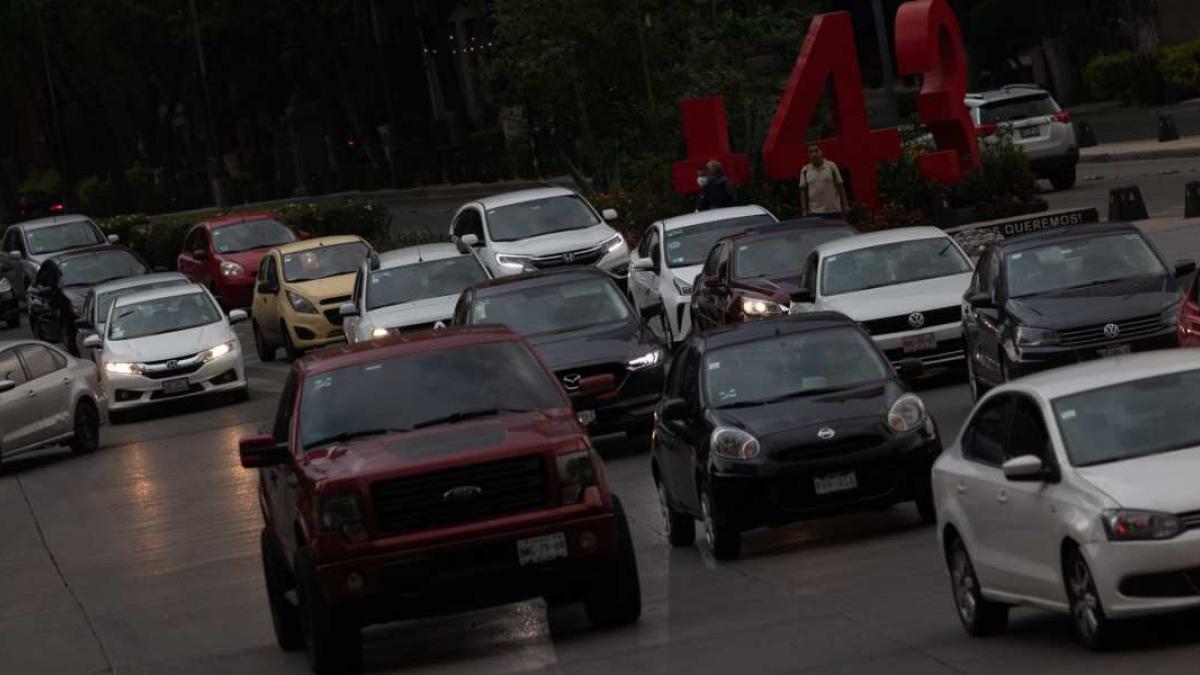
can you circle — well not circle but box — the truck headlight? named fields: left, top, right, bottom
left=318, top=492, right=366, bottom=540
left=287, top=290, right=319, bottom=314
left=557, top=447, right=599, bottom=504
left=710, top=427, right=760, bottom=460
left=887, top=393, right=927, bottom=433
left=219, top=260, right=245, bottom=277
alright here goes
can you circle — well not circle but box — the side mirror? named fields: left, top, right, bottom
left=192, top=249, right=208, bottom=260
left=228, top=309, right=248, bottom=324
left=966, top=290, right=993, bottom=308
left=602, top=208, right=619, bottom=222
left=82, top=334, right=102, bottom=350
left=631, top=257, right=654, bottom=272
left=0, top=379, right=15, bottom=394
left=1175, top=259, right=1196, bottom=278
left=896, top=358, right=925, bottom=378
left=660, top=397, right=687, bottom=420
left=791, top=288, right=815, bottom=304
left=107, top=234, right=120, bottom=244
left=460, top=233, right=481, bottom=248
left=339, top=302, right=359, bottom=319
left=239, top=434, right=291, bottom=468
left=1002, top=455, right=1049, bottom=482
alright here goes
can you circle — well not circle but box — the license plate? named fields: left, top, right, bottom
left=517, top=533, right=568, bottom=566
left=162, top=378, right=190, bottom=396
left=901, top=332, right=937, bottom=354
left=1098, top=344, right=1131, bottom=358
left=1019, top=125, right=1041, bottom=138
left=814, top=472, right=857, bottom=495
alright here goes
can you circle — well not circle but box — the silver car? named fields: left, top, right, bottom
left=341, top=243, right=490, bottom=343
left=966, top=84, right=1079, bottom=191
left=1, top=215, right=118, bottom=287
left=0, top=339, right=105, bottom=464
left=74, top=272, right=191, bottom=357
left=449, top=187, right=629, bottom=280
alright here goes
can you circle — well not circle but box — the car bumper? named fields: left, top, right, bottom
left=873, top=322, right=966, bottom=368
left=709, top=427, right=941, bottom=531
left=285, top=312, right=345, bottom=349
left=1085, top=529, right=1200, bottom=619
left=213, top=279, right=255, bottom=309
left=103, top=351, right=246, bottom=411
left=1009, top=328, right=1179, bottom=379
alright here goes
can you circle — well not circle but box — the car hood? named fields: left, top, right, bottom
left=286, top=274, right=356, bottom=302
left=710, top=381, right=899, bottom=440
left=819, top=272, right=973, bottom=320
left=1076, top=446, right=1200, bottom=513
left=1005, top=275, right=1177, bottom=330
left=526, top=320, right=659, bottom=372
left=736, top=273, right=807, bottom=303
left=366, top=295, right=457, bottom=329
left=216, top=248, right=272, bottom=275
left=104, top=322, right=233, bottom=362
left=490, top=224, right=616, bottom=257
left=668, top=264, right=704, bottom=290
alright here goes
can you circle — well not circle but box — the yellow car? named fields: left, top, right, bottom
left=250, top=235, right=372, bottom=360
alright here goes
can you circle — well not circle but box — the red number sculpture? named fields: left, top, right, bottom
left=762, top=12, right=901, bottom=209
left=671, top=96, right=751, bottom=194
left=895, top=0, right=979, bottom=183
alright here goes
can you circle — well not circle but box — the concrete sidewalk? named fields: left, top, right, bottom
left=1081, top=135, right=1200, bottom=163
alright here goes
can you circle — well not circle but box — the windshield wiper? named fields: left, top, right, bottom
left=1060, top=278, right=1131, bottom=291
left=303, top=428, right=404, bottom=450
left=410, top=407, right=534, bottom=431
left=717, top=386, right=852, bottom=409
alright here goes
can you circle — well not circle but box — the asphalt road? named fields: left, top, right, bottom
left=3, top=221, right=1200, bottom=674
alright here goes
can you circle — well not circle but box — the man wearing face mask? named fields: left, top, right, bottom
left=698, top=160, right=735, bottom=212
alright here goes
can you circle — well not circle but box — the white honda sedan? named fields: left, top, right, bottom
left=934, top=350, right=1200, bottom=649
left=84, top=284, right=248, bottom=415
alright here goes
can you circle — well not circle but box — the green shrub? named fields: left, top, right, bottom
left=1084, top=50, right=1136, bottom=102
left=76, top=176, right=117, bottom=217
left=1158, top=39, right=1200, bottom=96
left=125, top=161, right=168, bottom=214
left=19, top=167, right=62, bottom=196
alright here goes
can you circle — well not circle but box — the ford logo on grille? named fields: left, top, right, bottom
left=908, top=312, right=926, bottom=329
left=818, top=427, right=836, bottom=440
left=1103, top=323, right=1121, bottom=339
left=443, top=485, right=483, bottom=502
left=562, top=373, right=582, bottom=391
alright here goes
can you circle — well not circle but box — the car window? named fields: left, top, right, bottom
left=452, top=209, right=484, bottom=240
left=701, top=243, right=723, bottom=277
left=17, top=344, right=61, bottom=380
left=664, top=215, right=776, bottom=268
left=1005, top=233, right=1167, bottom=299
left=822, top=237, right=972, bottom=296
left=962, top=394, right=1012, bottom=466
left=211, top=220, right=295, bottom=254
left=800, top=252, right=819, bottom=293
left=258, top=255, right=277, bottom=289
left=664, top=345, right=695, bottom=397
left=97, top=280, right=190, bottom=324
left=59, top=250, right=147, bottom=287
left=25, top=220, right=105, bottom=255
left=366, top=256, right=488, bottom=310
left=484, top=195, right=599, bottom=242
left=715, top=243, right=730, bottom=279
left=281, top=242, right=369, bottom=283
left=637, top=226, right=656, bottom=258
left=1007, top=396, right=1052, bottom=463
left=978, top=94, right=1059, bottom=124
left=108, top=292, right=223, bottom=340
left=0, top=348, right=28, bottom=385
left=275, top=371, right=298, bottom=444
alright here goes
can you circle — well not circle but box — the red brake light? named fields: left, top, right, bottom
left=1053, top=111, right=1071, bottom=124
left=50, top=203, right=65, bottom=212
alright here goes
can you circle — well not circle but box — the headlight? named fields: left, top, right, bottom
left=1102, top=509, right=1182, bottom=541
left=371, top=327, right=390, bottom=338
left=495, top=253, right=533, bottom=271
left=1014, top=325, right=1059, bottom=347
left=887, top=393, right=926, bottom=433
left=627, top=349, right=663, bottom=371
left=673, top=276, right=692, bottom=296
left=104, top=361, right=139, bottom=375
left=741, top=296, right=787, bottom=317
left=202, top=341, right=235, bottom=362
left=710, top=427, right=760, bottom=460
left=219, top=260, right=245, bottom=277
left=0, top=277, right=11, bottom=293
left=557, top=447, right=599, bottom=504
left=603, top=233, right=625, bottom=252
left=287, top=290, right=319, bottom=314
left=318, top=492, right=366, bottom=538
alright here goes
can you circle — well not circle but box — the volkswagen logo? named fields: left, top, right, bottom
left=166, top=360, right=179, bottom=369
left=563, top=251, right=577, bottom=264
left=442, top=485, right=483, bottom=502
left=562, top=373, right=582, bottom=391
left=818, top=427, right=837, bottom=441
left=907, top=312, right=926, bottom=329
left=1103, top=323, right=1121, bottom=340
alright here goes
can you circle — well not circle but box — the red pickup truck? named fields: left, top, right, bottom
left=240, top=326, right=640, bottom=672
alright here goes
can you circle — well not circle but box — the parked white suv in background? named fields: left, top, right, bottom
left=449, top=187, right=629, bottom=280
left=966, top=84, right=1079, bottom=191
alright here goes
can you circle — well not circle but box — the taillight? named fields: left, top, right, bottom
left=977, top=123, right=999, bottom=137
left=50, top=203, right=65, bottom=212
left=1053, top=111, right=1071, bottom=124
left=1184, top=301, right=1200, bottom=324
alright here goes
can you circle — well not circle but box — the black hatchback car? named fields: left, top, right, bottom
left=28, top=245, right=150, bottom=352
left=454, top=267, right=665, bottom=438
left=963, top=223, right=1194, bottom=399
left=652, top=312, right=941, bottom=560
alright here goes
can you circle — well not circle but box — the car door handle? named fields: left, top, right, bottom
left=62, top=377, right=71, bottom=384
left=26, top=389, right=36, bottom=398
left=997, top=491, right=1009, bottom=505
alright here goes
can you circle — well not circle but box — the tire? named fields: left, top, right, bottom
left=914, top=482, right=936, bottom=525
left=947, top=537, right=1009, bottom=636
left=1049, top=165, right=1077, bottom=191
left=281, top=321, right=304, bottom=361
left=253, top=321, right=276, bottom=362
left=261, top=528, right=304, bottom=651
left=1065, top=547, right=1113, bottom=650
left=295, top=548, right=362, bottom=673
left=68, top=399, right=100, bottom=455
left=700, top=488, right=741, bottom=560
left=656, top=477, right=695, bottom=547
left=583, top=496, right=642, bottom=628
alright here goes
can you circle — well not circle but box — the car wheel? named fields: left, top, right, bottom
left=1049, top=165, right=1077, bottom=191
left=68, top=399, right=100, bottom=455
left=281, top=321, right=304, bottom=361
left=261, top=528, right=304, bottom=651
left=295, top=548, right=362, bottom=673
left=701, top=489, right=741, bottom=560
left=253, top=321, right=276, bottom=362
left=583, top=495, right=642, bottom=628
left=1065, top=547, right=1112, bottom=650
left=914, top=481, right=936, bottom=525
left=657, top=477, right=695, bottom=547
left=947, top=537, right=1008, bottom=636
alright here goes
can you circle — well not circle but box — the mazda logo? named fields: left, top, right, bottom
left=561, top=373, right=582, bottom=391
left=442, top=485, right=483, bottom=502
left=907, top=312, right=926, bottom=329
left=818, top=427, right=836, bottom=440
left=1103, top=323, right=1121, bottom=339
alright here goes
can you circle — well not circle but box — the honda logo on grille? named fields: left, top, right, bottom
left=166, top=360, right=179, bottom=369
left=443, top=485, right=483, bottom=502
left=1103, top=323, right=1121, bottom=339
left=561, top=373, right=582, bottom=391
left=563, top=251, right=577, bottom=263
left=908, top=312, right=926, bottom=329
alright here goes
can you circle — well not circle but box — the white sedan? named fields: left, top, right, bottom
left=84, top=284, right=248, bottom=415
left=627, top=205, right=776, bottom=342
left=934, top=350, right=1200, bottom=649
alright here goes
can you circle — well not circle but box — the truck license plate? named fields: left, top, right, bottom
left=814, top=471, right=858, bottom=495
left=1019, top=125, right=1041, bottom=138
left=517, top=533, right=568, bottom=566
left=1098, top=344, right=1131, bottom=359
left=162, top=378, right=190, bottom=396
left=901, top=333, right=937, bottom=354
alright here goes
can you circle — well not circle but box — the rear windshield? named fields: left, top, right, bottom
left=978, top=94, right=1059, bottom=124
left=26, top=221, right=104, bottom=255
left=665, top=215, right=775, bottom=268
left=735, top=227, right=854, bottom=279
left=59, top=250, right=147, bottom=287
left=367, top=256, right=488, bottom=310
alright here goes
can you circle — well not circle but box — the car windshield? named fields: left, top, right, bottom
left=705, top=327, right=891, bottom=408
left=821, top=237, right=971, bottom=296
left=26, top=221, right=104, bottom=254
left=1054, top=369, right=1200, bottom=467
left=298, top=341, right=567, bottom=450
left=59, top=250, right=147, bottom=287
left=736, top=227, right=855, bottom=279
left=107, top=292, right=223, bottom=340
left=281, top=242, right=369, bottom=282
left=96, top=279, right=189, bottom=324
left=470, top=276, right=631, bottom=336
left=1005, top=233, right=1166, bottom=298
left=979, top=94, right=1059, bottom=124
left=664, top=215, right=775, bottom=268
left=368, top=256, right=487, bottom=310
left=485, top=195, right=600, bottom=242
left=211, top=219, right=296, bottom=254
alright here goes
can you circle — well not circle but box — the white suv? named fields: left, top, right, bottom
left=448, top=187, right=629, bottom=280
left=966, top=84, right=1078, bottom=191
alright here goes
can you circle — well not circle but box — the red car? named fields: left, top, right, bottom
left=240, top=326, right=640, bottom=672
left=177, top=213, right=300, bottom=309
left=1180, top=271, right=1200, bottom=346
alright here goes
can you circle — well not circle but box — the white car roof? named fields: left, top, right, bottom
left=658, top=205, right=775, bottom=232
left=376, top=243, right=467, bottom=269
left=998, top=350, right=1200, bottom=401
left=475, top=187, right=576, bottom=210
left=112, top=283, right=207, bottom=308
left=13, top=214, right=96, bottom=231
left=91, top=272, right=189, bottom=296
left=814, top=226, right=952, bottom=257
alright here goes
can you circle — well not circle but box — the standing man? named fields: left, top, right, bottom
left=698, top=160, right=735, bottom=211
left=799, top=146, right=849, bottom=218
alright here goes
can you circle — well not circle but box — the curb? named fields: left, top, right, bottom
left=1080, top=144, right=1200, bottom=164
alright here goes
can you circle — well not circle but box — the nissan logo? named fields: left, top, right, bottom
left=818, top=427, right=836, bottom=441
left=562, top=373, right=582, bottom=391
left=443, top=485, right=483, bottom=502
left=1103, top=323, right=1121, bottom=339
left=907, top=312, right=926, bottom=329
